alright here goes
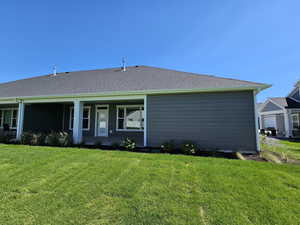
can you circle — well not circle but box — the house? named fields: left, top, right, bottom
left=258, top=80, right=300, bottom=137
left=0, top=65, right=269, bottom=153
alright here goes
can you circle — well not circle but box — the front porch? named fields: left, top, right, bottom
left=0, top=96, right=146, bottom=147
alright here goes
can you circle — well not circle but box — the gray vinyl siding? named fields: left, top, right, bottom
left=276, top=113, right=285, bottom=135
left=261, top=102, right=282, bottom=112
left=261, top=113, right=286, bottom=136
left=261, top=115, right=269, bottom=129
left=23, top=103, right=64, bottom=133
left=147, top=91, right=257, bottom=152
left=292, top=88, right=300, bottom=101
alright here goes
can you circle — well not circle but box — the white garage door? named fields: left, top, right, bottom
left=263, top=115, right=277, bottom=128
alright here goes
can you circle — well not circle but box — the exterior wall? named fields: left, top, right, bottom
left=289, top=110, right=300, bottom=137
left=276, top=113, right=285, bottom=135
left=261, top=114, right=277, bottom=129
left=261, top=113, right=286, bottom=136
left=261, top=102, right=282, bottom=112
left=147, top=91, right=257, bottom=152
left=23, top=103, right=64, bottom=133
left=63, top=101, right=144, bottom=146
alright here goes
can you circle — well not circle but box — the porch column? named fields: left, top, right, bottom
left=284, top=109, right=291, bottom=137
left=144, top=95, right=147, bottom=147
left=73, top=100, right=83, bottom=144
left=16, top=101, right=25, bottom=140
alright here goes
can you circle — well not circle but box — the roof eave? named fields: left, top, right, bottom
left=0, top=85, right=271, bottom=103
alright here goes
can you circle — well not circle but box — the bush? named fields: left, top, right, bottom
left=95, top=141, right=102, bottom=148
left=0, top=135, right=11, bottom=144
left=122, top=138, right=136, bottom=151
left=79, top=141, right=85, bottom=148
left=161, top=141, right=175, bottom=153
left=21, top=132, right=34, bottom=145
left=181, top=141, right=198, bottom=155
left=260, top=135, right=267, bottom=146
left=31, top=133, right=45, bottom=146
left=58, top=132, right=72, bottom=147
left=111, top=142, right=120, bottom=149
left=45, top=131, right=60, bottom=146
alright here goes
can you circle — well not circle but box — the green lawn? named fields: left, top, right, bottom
left=0, top=145, right=299, bottom=225
left=261, top=137, right=300, bottom=160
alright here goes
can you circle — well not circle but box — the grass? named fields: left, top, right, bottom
left=261, top=137, right=300, bottom=160
left=0, top=144, right=300, bottom=225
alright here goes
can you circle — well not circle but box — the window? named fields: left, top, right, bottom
left=117, top=105, right=144, bottom=131
left=11, top=109, right=18, bottom=128
left=292, top=114, right=300, bottom=129
left=0, top=108, right=18, bottom=129
left=0, top=110, right=2, bottom=128
left=69, top=106, right=91, bottom=130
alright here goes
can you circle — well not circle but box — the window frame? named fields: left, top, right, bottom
left=0, top=108, right=18, bottom=129
left=116, top=105, right=144, bottom=132
left=69, top=106, right=91, bottom=131
left=291, top=113, right=300, bottom=129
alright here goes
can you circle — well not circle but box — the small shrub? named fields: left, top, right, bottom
left=58, top=132, right=72, bottom=147
left=260, top=135, right=267, bottom=146
left=31, top=133, right=45, bottom=146
left=11, top=139, right=21, bottom=145
left=111, top=142, right=120, bottom=149
left=95, top=141, right=102, bottom=148
left=77, top=141, right=85, bottom=148
left=181, top=141, right=198, bottom=155
left=122, top=138, right=136, bottom=151
left=21, top=132, right=34, bottom=145
left=45, top=131, right=60, bottom=146
left=161, top=141, right=175, bottom=153
left=0, top=135, right=11, bottom=144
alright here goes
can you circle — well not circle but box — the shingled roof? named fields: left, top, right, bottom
left=0, top=65, right=269, bottom=99
left=270, top=97, right=300, bottom=108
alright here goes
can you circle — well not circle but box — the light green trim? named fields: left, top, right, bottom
left=0, top=85, right=271, bottom=103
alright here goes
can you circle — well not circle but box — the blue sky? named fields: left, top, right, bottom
left=0, top=0, right=299, bottom=102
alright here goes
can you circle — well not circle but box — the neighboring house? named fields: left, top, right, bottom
left=259, top=80, right=300, bottom=138
left=0, top=66, right=269, bottom=153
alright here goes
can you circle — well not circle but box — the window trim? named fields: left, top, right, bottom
left=291, top=113, right=300, bottom=129
left=0, top=108, right=18, bottom=129
left=69, top=106, right=91, bottom=131
left=116, top=105, right=144, bottom=132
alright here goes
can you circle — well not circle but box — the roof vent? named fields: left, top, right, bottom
left=122, top=57, right=126, bottom=72
left=53, top=65, right=57, bottom=76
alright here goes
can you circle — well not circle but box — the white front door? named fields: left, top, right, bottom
left=95, top=105, right=109, bottom=136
